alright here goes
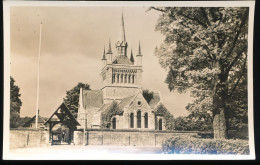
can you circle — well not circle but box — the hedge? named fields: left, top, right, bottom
left=162, top=135, right=249, bottom=155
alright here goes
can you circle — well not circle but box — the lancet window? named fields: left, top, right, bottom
left=137, top=110, right=141, bottom=128
left=125, top=74, right=127, bottom=83
left=130, top=113, right=134, bottom=128
left=112, top=74, right=115, bottom=83
left=128, top=75, right=131, bottom=83
left=144, top=113, right=148, bottom=128
left=132, top=75, right=135, bottom=84
left=121, top=74, right=124, bottom=83
left=117, top=74, right=120, bottom=83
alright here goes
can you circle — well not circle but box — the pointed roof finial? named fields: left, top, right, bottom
left=102, top=46, right=106, bottom=60
left=130, top=48, right=135, bottom=63
left=137, top=41, right=142, bottom=55
left=107, top=38, right=113, bottom=54
left=120, top=11, right=126, bottom=42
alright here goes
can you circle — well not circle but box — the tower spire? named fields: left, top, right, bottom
left=107, top=38, right=112, bottom=54
left=138, top=41, right=142, bottom=55
left=130, top=48, right=135, bottom=63
left=120, top=11, right=126, bottom=42
left=102, top=46, right=106, bottom=60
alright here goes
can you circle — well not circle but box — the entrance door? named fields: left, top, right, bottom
left=112, top=118, right=116, bottom=129
left=159, top=119, right=162, bottom=130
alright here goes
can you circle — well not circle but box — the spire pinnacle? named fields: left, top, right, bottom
left=102, top=46, right=106, bottom=60
left=120, top=11, right=126, bottom=42
left=130, top=48, right=135, bottom=63
left=138, top=41, right=142, bottom=55
left=107, top=38, right=112, bottom=54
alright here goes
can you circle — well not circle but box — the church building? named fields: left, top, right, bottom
left=77, top=13, right=174, bottom=131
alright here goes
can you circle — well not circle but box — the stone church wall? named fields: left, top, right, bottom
left=9, top=129, right=49, bottom=149
left=74, top=129, right=197, bottom=146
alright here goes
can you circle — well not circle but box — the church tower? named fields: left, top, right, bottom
left=101, top=13, right=143, bottom=103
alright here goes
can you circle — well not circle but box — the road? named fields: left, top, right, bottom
left=6, top=145, right=165, bottom=160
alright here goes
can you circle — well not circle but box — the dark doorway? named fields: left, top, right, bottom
left=137, top=111, right=141, bottom=128
left=159, top=119, right=162, bottom=130
left=112, top=118, right=116, bottom=129
left=130, top=113, right=134, bottom=128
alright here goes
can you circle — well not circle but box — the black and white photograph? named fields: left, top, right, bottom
left=3, top=1, right=255, bottom=160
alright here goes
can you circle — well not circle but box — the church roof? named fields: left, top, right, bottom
left=118, top=95, right=135, bottom=110
left=83, top=90, right=103, bottom=109
left=148, top=93, right=161, bottom=109
left=100, top=101, right=123, bottom=115
left=130, top=49, right=135, bottom=63
left=23, top=115, right=46, bottom=126
left=45, top=102, right=80, bottom=125
left=154, top=102, right=172, bottom=117
left=112, top=55, right=133, bottom=65
left=98, top=101, right=115, bottom=112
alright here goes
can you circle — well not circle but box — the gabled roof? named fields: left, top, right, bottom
left=148, top=93, right=161, bottom=109
left=100, top=100, right=122, bottom=115
left=83, top=90, right=103, bottom=109
left=112, top=55, right=133, bottom=65
left=98, top=101, right=115, bottom=113
left=154, top=102, right=170, bottom=116
left=44, top=102, right=80, bottom=125
left=118, top=95, right=135, bottom=110
left=23, top=115, right=46, bottom=127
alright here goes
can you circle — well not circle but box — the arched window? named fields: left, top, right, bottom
left=117, top=74, right=119, bottom=83
left=112, top=118, right=116, bottom=129
left=130, top=113, right=134, bottom=128
left=112, top=74, right=115, bottom=83
left=132, top=75, right=135, bottom=84
left=144, top=113, right=148, bottom=128
left=121, top=74, right=124, bottom=83
left=137, top=111, right=141, bottom=128
left=128, top=75, right=131, bottom=83
left=159, top=119, right=162, bottom=130
left=125, top=74, right=127, bottom=83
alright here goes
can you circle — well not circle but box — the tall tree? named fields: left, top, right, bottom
left=150, top=7, right=249, bottom=139
left=10, top=76, right=22, bottom=128
left=63, top=82, right=90, bottom=118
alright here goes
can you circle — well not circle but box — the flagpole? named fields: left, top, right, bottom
left=36, top=22, right=42, bottom=129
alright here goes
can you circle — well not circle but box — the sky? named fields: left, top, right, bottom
left=10, top=6, right=193, bottom=118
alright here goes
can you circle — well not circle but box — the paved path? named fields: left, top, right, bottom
left=6, top=145, right=165, bottom=160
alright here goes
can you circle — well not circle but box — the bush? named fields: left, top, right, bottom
left=162, top=135, right=249, bottom=155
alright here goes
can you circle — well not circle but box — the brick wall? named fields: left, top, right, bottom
left=74, top=129, right=197, bottom=146
left=9, top=129, right=49, bottom=149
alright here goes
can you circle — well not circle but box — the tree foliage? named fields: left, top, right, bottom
left=142, top=89, right=154, bottom=103
left=155, top=103, right=175, bottom=130
left=174, top=116, right=212, bottom=131
left=150, top=7, right=249, bottom=138
left=100, top=101, right=124, bottom=128
left=63, top=82, right=90, bottom=117
left=10, top=76, right=22, bottom=128
left=17, top=116, right=31, bottom=127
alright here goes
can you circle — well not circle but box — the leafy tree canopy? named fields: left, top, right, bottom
left=150, top=7, right=249, bottom=139
left=63, top=82, right=90, bottom=118
left=10, top=76, right=22, bottom=128
left=142, top=89, right=154, bottom=103
left=174, top=116, right=212, bottom=131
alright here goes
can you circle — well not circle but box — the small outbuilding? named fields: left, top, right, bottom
left=23, top=114, right=46, bottom=129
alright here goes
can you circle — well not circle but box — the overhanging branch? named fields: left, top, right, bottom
left=229, top=53, right=247, bottom=96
